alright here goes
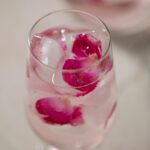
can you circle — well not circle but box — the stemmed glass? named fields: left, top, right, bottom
left=26, top=9, right=117, bottom=150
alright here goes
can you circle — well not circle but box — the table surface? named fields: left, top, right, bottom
left=0, top=0, right=150, bottom=150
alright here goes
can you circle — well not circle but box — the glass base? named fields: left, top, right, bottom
left=44, top=146, right=59, bottom=150
left=35, top=142, right=104, bottom=150
left=35, top=143, right=59, bottom=150
left=44, top=145, right=59, bottom=150
left=35, top=144, right=86, bottom=150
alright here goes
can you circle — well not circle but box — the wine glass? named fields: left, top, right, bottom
left=26, top=9, right=117, bottom=150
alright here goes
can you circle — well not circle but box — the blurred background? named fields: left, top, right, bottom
left=0, top=0, right=150, bottom=150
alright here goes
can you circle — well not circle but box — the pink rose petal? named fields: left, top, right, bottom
left=99, top=56, right=113, bottom=72
left=62, top=33, right=103, bottom=96
left=62, top=58, right=99, bottom=96
left=72, top=34, right=102, bottom=58
left=76, top=81, right=98, bottom=96
left=35, top=97, right=84, bottom=126
left=70, top=107, right=84, bottom=125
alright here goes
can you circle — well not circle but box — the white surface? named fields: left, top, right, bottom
left=0, top=0, right=150, bottom=150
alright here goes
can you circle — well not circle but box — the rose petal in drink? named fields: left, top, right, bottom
left=72, top=34, right=102, bottom=58
left=71, top=106, right=83, bottom=125
left=35, top=97, right=84, bottom=126
left=62, top=58, right=99, bottom=96
left=99, top=56, right=113, bottom=72
left=76, top=81, right=98, bottom=96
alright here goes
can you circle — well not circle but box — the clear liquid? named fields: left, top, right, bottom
left=26, top=27, right=117, bottom=150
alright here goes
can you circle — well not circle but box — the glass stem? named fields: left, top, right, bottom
left=43, top=145, right=59, bottom=150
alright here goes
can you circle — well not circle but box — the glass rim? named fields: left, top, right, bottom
left=28, top=9, right=111, bottom=73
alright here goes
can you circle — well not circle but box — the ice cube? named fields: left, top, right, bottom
left=39, top=37, right=63, bottom=68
